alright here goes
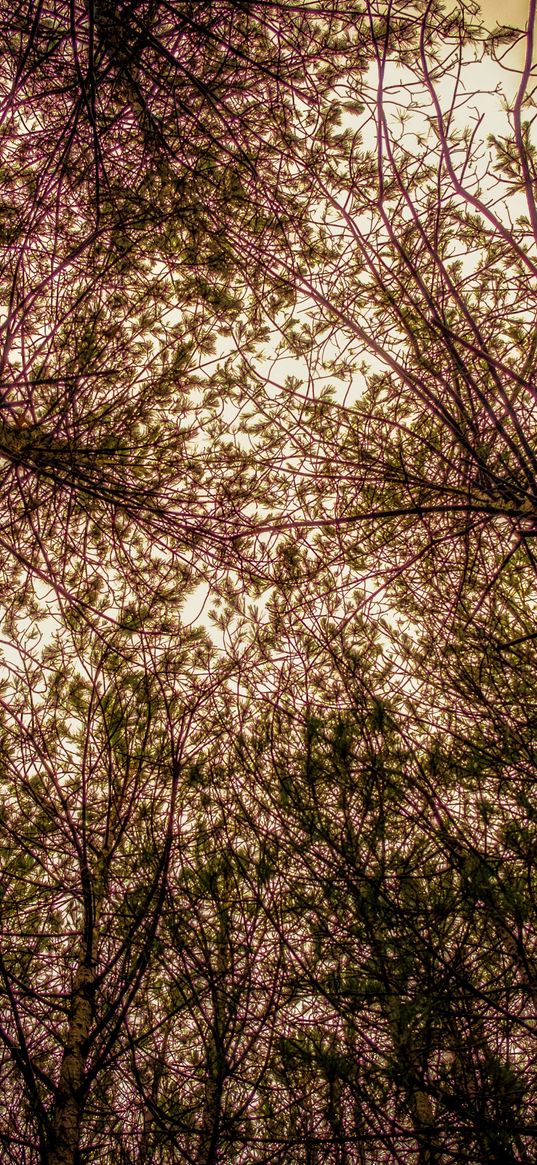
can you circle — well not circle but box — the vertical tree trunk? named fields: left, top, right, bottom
left=46, top=861, right=105, bottom=1165
left=196, top=1059, right=224, bottom=1165
left=326, top=1075, right=349, bottom=1165
left=196, top=882, right=231, bottom=1165
left=46, top=961, right=95, bottom=1165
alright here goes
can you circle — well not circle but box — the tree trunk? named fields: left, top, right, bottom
left=46, top=860, right=105, bottom=1165
left=196, top=1063, right=224, bottom=1165
left=46, top=961, right=95, bottom=1165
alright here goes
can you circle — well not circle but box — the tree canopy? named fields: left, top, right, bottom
left=0, top=1, right=536, bottom=1162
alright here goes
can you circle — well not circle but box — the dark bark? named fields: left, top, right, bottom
left=46, top=961, right=95, bottom=1165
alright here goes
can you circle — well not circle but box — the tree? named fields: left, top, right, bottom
left=0, top=622, right=230, bottom=1163
left=223, top=0, right=537, bottom=647
left=223, top=611, right=537, bottom=1164
left=0, top=0, right=365, bottom=627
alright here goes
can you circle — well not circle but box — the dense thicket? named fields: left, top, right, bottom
left=0, top=1, right=536, bottom=1163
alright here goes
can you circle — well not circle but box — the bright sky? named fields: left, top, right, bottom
left=481, top=0, right=529, bottom=31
